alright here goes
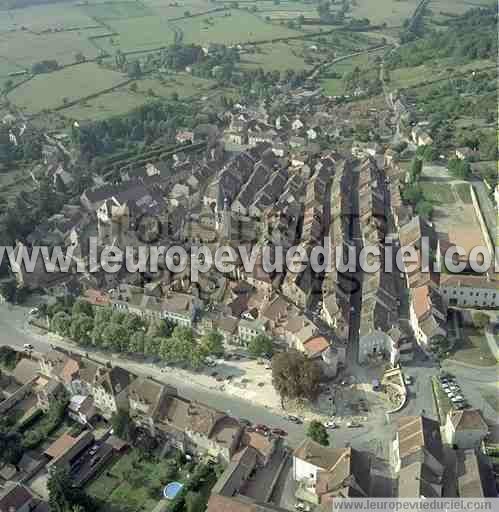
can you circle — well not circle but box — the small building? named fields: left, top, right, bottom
left=293, top=439, right=371, bottom=505
left=0, top=483, right=34, bottom=512
left=443, top=409, right=489, bottom=449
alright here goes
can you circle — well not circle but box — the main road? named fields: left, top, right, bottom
left=0, top=302, right=385, bottom=450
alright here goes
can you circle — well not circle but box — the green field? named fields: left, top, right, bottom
left=0, top=30, right=102, bottom=73
left=0, top=4, right=95, bottom=32
left=62, top=73, right=218, bottom=121
left=390, top=58, right=495, bottom=89
left=82, top=1, right=155, bottom=20
left=177, top=11, right=301, bottom=45
left=95, top=16, right=175, bottom=53
left=8, top=62, right=127, bottom=113
left=427, top=0, right=493, bottom=23
left=350, top=0, right=418, bottom=26
left=240, top=41, right=311, bottom=72
left=321, top=78, right=344, bottom=96
left=449, top=327, right=497, bottom=367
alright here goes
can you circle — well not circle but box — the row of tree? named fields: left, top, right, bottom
left=46, top=299, right=229, bottom=369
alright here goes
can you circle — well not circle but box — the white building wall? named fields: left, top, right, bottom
left=293, top=456, right=321, bottom=483
left=441, top=285, right=499, bottom=309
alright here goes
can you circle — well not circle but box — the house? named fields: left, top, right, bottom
left=409, top=285, right=447, bottom=352
left=92, top=365, right=134, bottom=419
left=238, top=319, right=268, bottom=345
left=301, top=336, right=338, bottom=379
left=44, top=431, right=94, bottom=471
left=293, top=439, right=371, bottom=505
left=68, top=395, right=96, bottom=425
left=240, top=429, right=278, bottom=467
left=455, top=147, right=478, bottom=161
left=128, top=378, right=173, bottom=436
left=306, top=127, right=318, bottom=140
left=176, top=131, right=194, bottom=144
left=393, top=416, right=445, bottom=498
left=291, top=118, right=304, bottom=131
left=399, top=215, right=439, bottom=289
left=440, top=274, right=499, bottom=309
left=457, top=449, right=498, bottom=497
left=157, top=397, right=243, bottom=463
left=443, top=409, right=489, bottom=449
left=207, top=495, right=288, bottom=512
left=213, top=317, right=240, bottom=346
left=35, top=376, right=63, bottom=412
left=282, top=314, right=318, bottom=349
left=0, top=483, right=34, bottom=512
left=411, top=127, right=433, bottom=147
left=209, top=446, right=258, bottom=499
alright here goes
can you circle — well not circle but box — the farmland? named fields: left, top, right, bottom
left=240, top=41, right=312, bottom=72
left=62, top=73, right=218, bottom=121
left=0, top=0, right=454, bottom=119
left=93, top=16, right=176, bottom=53
left=176, top=11, right=301, bottom=45
left=8, top=62, right=127, bottom=113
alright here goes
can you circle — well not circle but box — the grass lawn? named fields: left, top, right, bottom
left=321, top=78, right=344, bottom=96
left=453, top=183, right=473, bottom=204
left=448, top=327, right=497, bottom=367
left=82, top=1, right=155, bottom=20
left=177, top=10, right=301, bottom=45
left=0, top=56, right=27, bottom=79
left=240, top=42, right=311, bottom=72
left=62, top=73, right=217, bottom=121
left=420, top=182, right=456, bottom=204
left=96, top=16, right=175, bottom=53
left=349, top=0, right=417, bottom=27
left=0, top=30, right=102, bottom=71
left=87, top=450, right=183, bottom=512
left=9, top=63, right=127, bottom=114
left=0, top=4, right=95, bottom=32
left=480, top=389, right=499, bottom=414
left=391, top=58, right=494, bottom=89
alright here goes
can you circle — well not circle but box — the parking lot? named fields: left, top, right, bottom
left=437, top=373, right=469, bottom=410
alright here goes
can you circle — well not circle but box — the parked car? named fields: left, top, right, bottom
left=271, top=428, right=288, bottom=437
left=23, top=343, right=34, bottom=351
left=347, top=421, right=362, bottom=428
left=325, top=420, right=338, bottom=429
left=404, top=376, right=413, bottom=385
left=295, top=503, right=311, bottom=511
left=28, top=308, right=39, bottom=316
left=255, top=424, right=270, bottom=433
left=286, top=415, right=302, bottom=424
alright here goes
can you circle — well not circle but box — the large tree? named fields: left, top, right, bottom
left=247, top=334, right=273, bottom=358
left=201, top=330, right=224, bottom=357
left=272, top=350, right=321, bottom=404
left=307, top=420, right=329, bottom=446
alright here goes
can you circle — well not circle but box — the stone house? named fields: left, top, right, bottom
left=443, top=409, right=489, bottom=449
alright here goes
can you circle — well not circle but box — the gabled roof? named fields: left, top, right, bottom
left=0, top=484, right=33, bottom=512
left=397, top=416, right=444, bottom=470
left=95, top=366, right=134, bottom=396
left=449, top=409, right=488, bottom=432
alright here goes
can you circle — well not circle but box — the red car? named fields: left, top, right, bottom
left=271, top=428, right=288, bottom=437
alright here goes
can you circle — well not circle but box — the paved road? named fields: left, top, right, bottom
left=0, top=303, right=386, bottom=450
